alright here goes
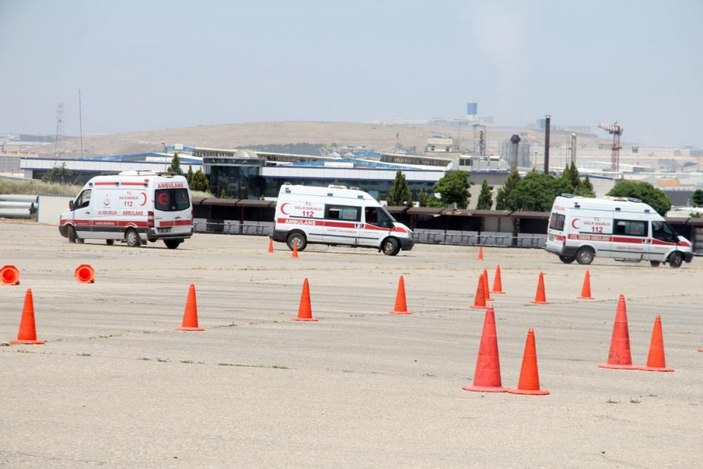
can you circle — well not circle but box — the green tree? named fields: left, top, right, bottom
left=692, top=189, right=703, bottom=207
left=186, top=166, right=194, bottom=186
left=418, top=190, right=443, bottom=207
left=169, top=152, right=183, bottom=175
left=607, top=181, right=671, bottom=215
left=495, top=169, right=521, bottom=210
left=508, top=171, right=571, bottom=212
left=560, top=162, right=595, bottom=198
left=189, top=168, right=210, bottom=192
left=575, top=174, right=596, bottom=197
left=476, top=179, right=493, bottom=210
left=41, top=162, right=73, bottom=184
left=560, top=162, right=580, bottom=192
left=386, top=170, right=413, bottom=206
left=433, top=170, right=471, bottom=208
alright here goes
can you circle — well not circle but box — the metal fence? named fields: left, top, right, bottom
left=192, top=219, right=547, bottom=248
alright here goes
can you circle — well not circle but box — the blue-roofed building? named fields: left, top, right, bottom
left=21, top=144, right=509, bottom=200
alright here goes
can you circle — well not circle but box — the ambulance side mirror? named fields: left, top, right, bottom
left=69, top=200, right=74, bottom=210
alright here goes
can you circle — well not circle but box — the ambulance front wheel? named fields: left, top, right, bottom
left=381, top=238, right=400, bottom=256
left=286, top=232, right=307, bottom=252
left=575, top=246, right=595, bottom=265
left=125, top=229, right=141, bottom=248
left=668, top=251, right=683, bottom=268
left=67, top=225, right=77, bottom=244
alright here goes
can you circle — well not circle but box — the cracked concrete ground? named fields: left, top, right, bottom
left=1, top=221, right=702, bottom=468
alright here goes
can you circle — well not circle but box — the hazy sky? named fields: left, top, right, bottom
left=1, top=0, right=702, bottom=147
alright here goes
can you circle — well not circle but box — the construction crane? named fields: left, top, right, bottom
left=598, top=121, right=623, bottom=174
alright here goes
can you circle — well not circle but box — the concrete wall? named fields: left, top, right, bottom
left=37, top=195, right=73, bottom=225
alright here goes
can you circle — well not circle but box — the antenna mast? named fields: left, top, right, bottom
left=598, top=121, right=623, bottom=173
left=54, top=102, right=65, bottom=159
left=78, top=90, right=84, bottom=157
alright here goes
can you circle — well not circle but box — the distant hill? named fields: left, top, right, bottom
left=35, top=121, right=607, bottom=158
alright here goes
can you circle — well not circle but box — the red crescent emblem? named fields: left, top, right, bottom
left=280, top=202, right=290, bottom=215
left=139, top=192, right=147, bottom=206
left=571, top=218, right=581, bottom=229
left=157, top=192, right=169, bottom=206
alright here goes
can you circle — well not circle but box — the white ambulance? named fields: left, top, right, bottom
left=272, top=184, right=414, bottom=256
left=545, top=195, right=693, bottom=267
left=59, top=171, right=193, bottom=249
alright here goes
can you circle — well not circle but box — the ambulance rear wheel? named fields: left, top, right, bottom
left=125, top=229, right=141, bottom=248
left=164, top=239, right=181, bottom=249
left=576, top=247, right=595, bottom=265
left=559, top=255, right=576, bottom=264
left=668, top=251, right=683, bottom=268
left=381, top=238, right=400, bottom=256
left=286, top=232, right=307, bottom=252
left=67, top=226, right=77, bottom=244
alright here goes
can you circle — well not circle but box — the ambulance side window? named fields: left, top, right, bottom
left=75, top=189, right=91, bottom=209
left=365, top=207, right=393, bottom=228
left=614, top=220, right=647, bottom=237
left=549, top=213, right=565, bottom=231
left=325, top=205, right=359, bottom=222
left=652, top=221, right=677, bottom=242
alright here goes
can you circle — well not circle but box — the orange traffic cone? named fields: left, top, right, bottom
left=9, top=289, right=44, bottom=345
left=463, top=306, right=506, bottom=392
left=295, top=278, right=318, bottom=321
left=74, top=264, right=95, bottom=283
left=268, top=238, right=274, bottom=253
left=471, top=273, right=487, bottom=309
left=477, top=246, right=484, bottom=261
left=599, top=294, right=636, bottom=369
left=177, top=284, right=204, bottom=331
left=491, top=265, right=505, bottom=294
left=482, top=269, right=491, bottom=301
left=292, top=243, right=299, bottom=258
left=1, top=264, right=20, bottom=285
left=638, top=315, right=673, bottom=372
left=578, top=270, right=593, bottom=299
left=507, top=329, right=549, bottom=395
left=531, top=272, right=549, bottom=304
left=390, top=275, right=411, bottom=314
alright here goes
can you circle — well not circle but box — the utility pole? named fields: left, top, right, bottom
left=543, top=114, right=551, bottom=174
